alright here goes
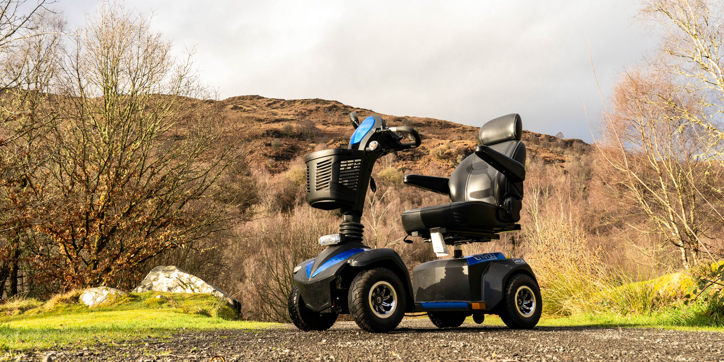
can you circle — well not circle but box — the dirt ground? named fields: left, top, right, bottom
left=10, top=318, right=724, bottom=361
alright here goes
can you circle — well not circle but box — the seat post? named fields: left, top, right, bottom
left=453, top=245, right=463, bottom=258
left=429, top=228, right=449, bottom=257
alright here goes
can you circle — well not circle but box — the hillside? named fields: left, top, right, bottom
left=214, top=95, right=591, bottom=174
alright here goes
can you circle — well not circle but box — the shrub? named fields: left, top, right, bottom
left=376, top=167, right=403, bottom=186
left=295, top=120, right=321, bottom=141
left=522, top=185, right=614, bottom=316
left=685, top=261, right=724, bottom=324
left=212, top=158, right=259, bottom=216
left=432, top=142, right=451, bottom=160
left=238, top=207, right=335, bottom=322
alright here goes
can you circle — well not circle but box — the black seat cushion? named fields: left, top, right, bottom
left=401, top=201, right=514, bottom=237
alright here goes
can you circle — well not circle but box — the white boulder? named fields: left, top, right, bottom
left=80, top=287, right=128, bottom=308
left=133, top=265, right=240, bottom=311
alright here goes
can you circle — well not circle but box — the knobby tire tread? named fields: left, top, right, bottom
left=288, top=285, right=337, bottom=331
left=348, top=268, right=405, bottom=333
left=498, top=273, right=541, bottom=329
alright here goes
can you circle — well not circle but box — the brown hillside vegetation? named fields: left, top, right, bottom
left=214, top=95, right=582, bottom=174
left=148, top=94, right=719, bottom=321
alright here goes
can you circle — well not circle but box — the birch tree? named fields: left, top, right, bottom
left=601, top=0, right=724, bottom=268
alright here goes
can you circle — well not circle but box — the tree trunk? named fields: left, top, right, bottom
left=0, top=266, right=8, bottom=299
left=679, top=246, right=689, bottom=270
left=9, top=260, right=18, bottom=297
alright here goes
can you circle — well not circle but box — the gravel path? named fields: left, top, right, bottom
left=11, top=318, right=724, bottom=361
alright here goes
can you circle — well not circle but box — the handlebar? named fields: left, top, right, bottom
left=349, top=112, right=360, bottom=129
left=389, top=126, right=421, bottom=150
left=348, top=112, right=421, bottom=152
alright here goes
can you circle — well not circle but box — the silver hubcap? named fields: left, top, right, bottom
left=369, top=281, right=397, bottom=318
left=515, top=285, right=536, bottom=318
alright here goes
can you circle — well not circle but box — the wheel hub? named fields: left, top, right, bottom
left=515, top=285, right=536, bottom=318
left=368, top=281, right=397, bottom=319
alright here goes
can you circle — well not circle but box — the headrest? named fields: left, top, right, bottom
left=478, top=113, right=522, bottom=145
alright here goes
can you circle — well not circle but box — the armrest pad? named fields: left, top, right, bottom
left=403, top=175, right=450, bottom=195
left=475, top=145, right=525, bottom=182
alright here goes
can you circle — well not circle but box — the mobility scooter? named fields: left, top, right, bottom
left=288, top=112, right=541, bottom=332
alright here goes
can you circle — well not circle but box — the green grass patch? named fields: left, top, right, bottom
left=536, top=301, right=724, bottom=333
left=475, top=305, right=724, bottom=332
left=0, top=291, right=277, bottom=351
left=533, top=269, right=724, bottom=332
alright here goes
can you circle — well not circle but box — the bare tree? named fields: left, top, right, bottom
left=27, top=3, right=231, bottom=291
left=600, top=0, right=724, bottom=269
left=0, top=2, right=58, bottom=299
left=641, top=0, right=724, bottom=155
left=602, top=68, right=722, bottom=269
left=1, top=0, right=51, bottom=89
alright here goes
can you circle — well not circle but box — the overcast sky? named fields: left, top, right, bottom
left=60, top=0, right=659, bottom=142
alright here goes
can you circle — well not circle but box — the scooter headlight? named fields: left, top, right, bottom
left=319, top=233, right=343, bottom=246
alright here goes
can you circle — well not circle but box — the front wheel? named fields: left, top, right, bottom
left=288, top=285, right=338, bottom=331
left=348, top=268, right=406, bottom=333
left=498, top=273, right=542, bottom=329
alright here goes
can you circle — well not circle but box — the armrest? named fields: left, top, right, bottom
left=403, top=175, right=450, bottom=195
left=475, top=145, right=525, bottom=182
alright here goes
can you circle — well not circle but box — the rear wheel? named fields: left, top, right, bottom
left=428, top=311, right=468, bottom=328
left=348, top=268, right=406, bottom=333
left=288, top=285, right=338, bottom=331
left=498, top=274, right=541, bottom=329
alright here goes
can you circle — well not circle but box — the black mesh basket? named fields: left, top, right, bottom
left=305, top=148, right=371, bottom=211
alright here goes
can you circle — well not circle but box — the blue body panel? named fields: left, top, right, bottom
left=309, top=248, right=367, bottom=278
left=421, top=302, right=469, bottom=309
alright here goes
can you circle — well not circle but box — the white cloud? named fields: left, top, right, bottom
left=60, top=0, right=658, bottom=141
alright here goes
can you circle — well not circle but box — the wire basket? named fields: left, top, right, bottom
left=305, top=148, right=371, bottom=211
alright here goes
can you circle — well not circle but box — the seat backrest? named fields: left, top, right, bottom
left=448, top=114, right=526, bottom=222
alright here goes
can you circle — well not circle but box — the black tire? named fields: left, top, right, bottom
left=428, top=311, right=468, bottom=328
left=348, top=268, right=406, bottom=333
left=288, top=285, right=338, bottom=331
left=498, top=273, right=542, bottom=329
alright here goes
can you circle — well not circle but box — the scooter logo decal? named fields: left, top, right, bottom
left=465, top=252, right=506, bottom=266
left=310, top=248, right=368, bottom=278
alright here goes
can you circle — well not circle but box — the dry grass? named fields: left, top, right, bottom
left=0, top=297, right=42, bottom=316
left=43, top=290, right=83, bottom=311
left=522, top=187, right=609, bottom=315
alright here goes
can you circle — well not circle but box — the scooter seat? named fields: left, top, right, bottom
left=400, top=113, right=526, bottom=241
left=401, top=201, right=515, bottom=238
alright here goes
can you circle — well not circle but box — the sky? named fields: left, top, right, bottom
left=59, top=0, right=660, bottom=142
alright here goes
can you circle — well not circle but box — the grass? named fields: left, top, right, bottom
left=537, top=305, right=724, bottom=333
left=2, top=271, right=722, bottom=354
left=0, top=291, right=277, bottom=352
left=479, top=306, right=724, bottom=333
